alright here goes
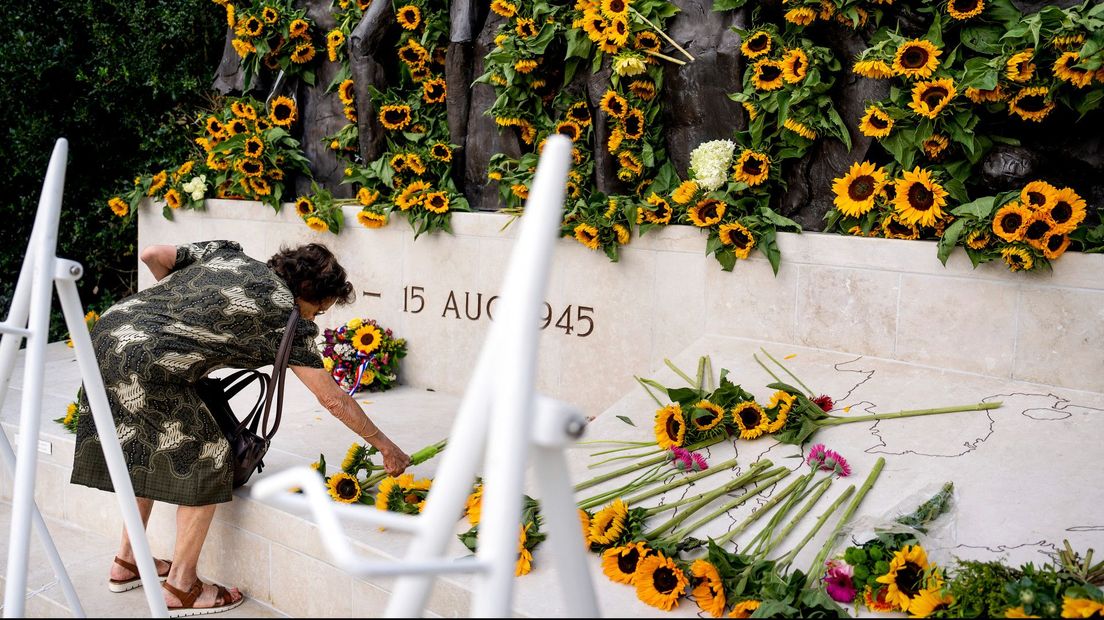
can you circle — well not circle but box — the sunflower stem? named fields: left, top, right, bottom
left=578, top=440, right=654, bottom=446
left=705, top=356, right=715, bottom=391
left=578, top=464, right=665, bottom=510
left=664, top=358, right=698, bottom=390
left=747, top=472, right=815, bottom=556
left=753, top=354, right=785, bottom=386
left=588, top=443, right=656, bottom=457
left=641, top=48, right=686, bottom=65
left=806, top=457, right=885, bottom=587
left=760, top=348, right=817, bottom=398
left=816, top=402, right=1001, bottom=426
left=643, top=463, right=778, bottom=538
left=759, top=476, right=833, bottom=561
left=777, top=483, right=854, bottom=571
left=671, top=465, right=794, bottom=542
left=696, top=356, right=706, bottom=393
left=623, top=455, right=744, bottom=506
left=636, top=376, right=666, bottom=407
left=577, top=436, right=726, bottom=485
left=629, top=6, right=695, bottom=62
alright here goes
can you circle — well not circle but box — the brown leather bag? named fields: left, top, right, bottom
left=196, top=308, right=299, bottom=488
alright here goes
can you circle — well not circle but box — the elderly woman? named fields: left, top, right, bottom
left=71, top=240, right=410, bottom=616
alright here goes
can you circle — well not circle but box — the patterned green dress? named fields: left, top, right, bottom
left=71, top=240, right=323, bottom=506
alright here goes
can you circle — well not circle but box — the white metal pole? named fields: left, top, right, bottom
left=4, top=140, right=68, bottom=618
left=55, top=264, right=169, bottom=617
left=473, top=135, right=571, bottom=617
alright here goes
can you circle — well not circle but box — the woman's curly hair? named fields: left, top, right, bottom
left=267, top=243, right=355, bottom=305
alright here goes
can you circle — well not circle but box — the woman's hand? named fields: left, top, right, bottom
left=379, top=443, right=411, bottom=476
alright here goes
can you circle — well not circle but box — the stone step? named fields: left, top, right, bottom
left=4, top=339, right=1104, bottom=617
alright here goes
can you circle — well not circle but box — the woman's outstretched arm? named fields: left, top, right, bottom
left=291, top=365, right=411, bottom=476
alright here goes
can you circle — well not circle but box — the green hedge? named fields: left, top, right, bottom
left=0, top=1, right=225, bottom=339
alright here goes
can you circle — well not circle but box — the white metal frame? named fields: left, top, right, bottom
left=250, top=134, right=600, bottom=617
left=1, top=139, right=169, bottom=618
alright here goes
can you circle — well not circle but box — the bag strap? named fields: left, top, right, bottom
left=254, top=307, right=300, bottom=439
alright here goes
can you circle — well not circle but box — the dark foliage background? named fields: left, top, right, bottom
left=0, top=1, right=225, bottom=339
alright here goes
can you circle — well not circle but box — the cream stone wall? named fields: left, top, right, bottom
left=138, top=200, right=1104, bottom=414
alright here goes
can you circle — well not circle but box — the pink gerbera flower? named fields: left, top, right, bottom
left=824, top=559, right=856, bottom=603
left=690, top=451, right=709, bottom=471
left=806, top=443, right=829, bottom=468
left=824, top=449, right=852, bottom=477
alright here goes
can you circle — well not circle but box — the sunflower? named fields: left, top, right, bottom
left=515, top=58, right=538, bottom=73
left=326, top=472, right=362, bottom=503
left=1006, top=49, right=1035, bottom=82
left=947, top=0, right=984, bottom=20
left=251, top=177, right=273, bottom=196
left=231, top=101, right=257, bottom=120
left=858, top=106, right=894, bottom=139
left=729, top=600, right=761, bottom=618
left=1021, top=213, right=1054, bottom=249
left=690, top=400, right=725, bottom=432
left=175, top=160, right=195, bottom=181
left=607, top=129, right=625, bottom=153
left=396, top=180, right=430, bottom=210
left=893, top=40, right=941, bottom=79
left=305, top=216, right=329, bottom=233
left=379, top=104, right=413, bottom=130
left=350, top=323, right=383, bottom=355
left=396, top=5, right=421, bottom=30
left=1008, top=86, right=1054, bottom=122
left=62, top=402, right=78, bottom=426
left=864, top=586, right=895, bottom=612
left=242, top=136, right=264, bottom=159
left=688, top=199, right=725, bottom=228
left=490, top=0, right=517, bottom=18
left=1046, top=187, right=1087, bottom=233
left=1053, top=52, right=1094, bottom=88
left=720, top=222, right=756, bottom=259
left=428, top=142, right=452, bottom=163
left=238, top=15, right=263, bottom=37
left=784, top=7, right=817, bottom=26
left=465, top=484, right=483, bottom=526
left=1000, top=245, right=1034, bottom=272
left=512, top=183, right=529, bottom=199
left=992, top=201, right=1031, bottom=241
left=1062, top=597, right=1104, bottom=618
left=423, top=192, right=450, bottom=214
left=765, top=391, right=795, bottom=432
left=422, top=78, right=447, bottom=104
left=513, top=17, right=538, bottom=39
left=922, top=134, right=949, bottom=159
left=581, top=11, right=608, bottom=42
left=516, top=525, right=534, bottom=576
left=356, top=210, right=387, bottom=229
left=599, top=90, right=628, bottom=118
left=573, top=223, right=600, bottom=250
left=741, top=31, right=771, bottom=58
left=336, top=79, right=356, bottom=106
left=733, top=150, right=770, bottom=186
left=965, top=229, right=990, bottom=249
left=892, top=167, right=948, bottom=227
left=605, top=16, right=630, bottom=46
left=619, top=151, right=643, bottom=176
left=1020, top=180, right=1057, bottom=211
left=236, top=158, right=264, bottom=178
left=554, top=120, right=582, bottom=142
left=633, top=31, right=661, bottom=54
left=602, top=542, right=653, bottom=584
left=635, top=554, right=689, bottom=611
left=853, top=59, right=894, bottom=79
left=613, top=224, right=630, bottom=245
left=288, top=18, right=309, bottom=38
left=965, top=85, right=1004, bottom=103
left=782, top=48, right=809, bottom=83
left=644, top=193, right=673, bottom=224
left=398, top=39, right=429, bottom=65
left=880, top=213, right=918, bottom=240
left=269, top=96, right=297, bottom=127
left=326, top=29, right=345, bottom=62
left=654, top=403, right=686, bottom=449
left=567, top=101, right=592, bottom=126
left=206, top=152, right=228, bottom=171
left=1053, top=33, right=1086, bottom=52
left=743, top=102, right=759, bottom=120
left=833, top=161, right=886, bottom=218
left=167, top=187, right=188, bottom=209
left=666, top=181, right=695, bottom=207
left=588, top=499, right=628, bottom=546
left=290, top=41, right=316, bottom=64
left=622, top=108, right=645, bottom=140
left=752, top=59, right=785, bottom=91
left=690, top=560, right=726, bottom=617
left=108, top=196, right=129, bottom=217
left=601, top=0, right=629, bottom=19
left=783, top=117, right=817, bottom=140
left=731, top=401, right=769, bottom=439
left=909, top=78, right=956, bottom=118
left=205, top=116, right=223, bottom=136
left=875, top=545, right=931, bottom=613
left=1003, top=606, right=1040, bottom=618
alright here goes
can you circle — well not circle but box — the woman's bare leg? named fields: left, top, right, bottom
left=162, top=504, right=242, bottom=608
left=109, top=497, right=170, bottom=581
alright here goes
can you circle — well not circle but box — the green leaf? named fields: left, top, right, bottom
left=937, top=219, right=966, bottom=265
left=616, top=415, right=636, bottom=427
left=712, top=0, right=747, bottom=9
left=951, top=196, right=996, bottom=218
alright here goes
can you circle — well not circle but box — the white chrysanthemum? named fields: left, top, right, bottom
left=689, top=140, right=736, bottom=191
left=183, top=175, right=208, bottom=201
left=335, top=343, right=354, bottom=357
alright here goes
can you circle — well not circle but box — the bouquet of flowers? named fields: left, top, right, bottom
left=320, top=318, right=407, bottom=393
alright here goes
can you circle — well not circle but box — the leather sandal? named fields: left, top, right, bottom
left=108, top=556, right=171, bottom=593
left=162, top=579, right=244, bottom=618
